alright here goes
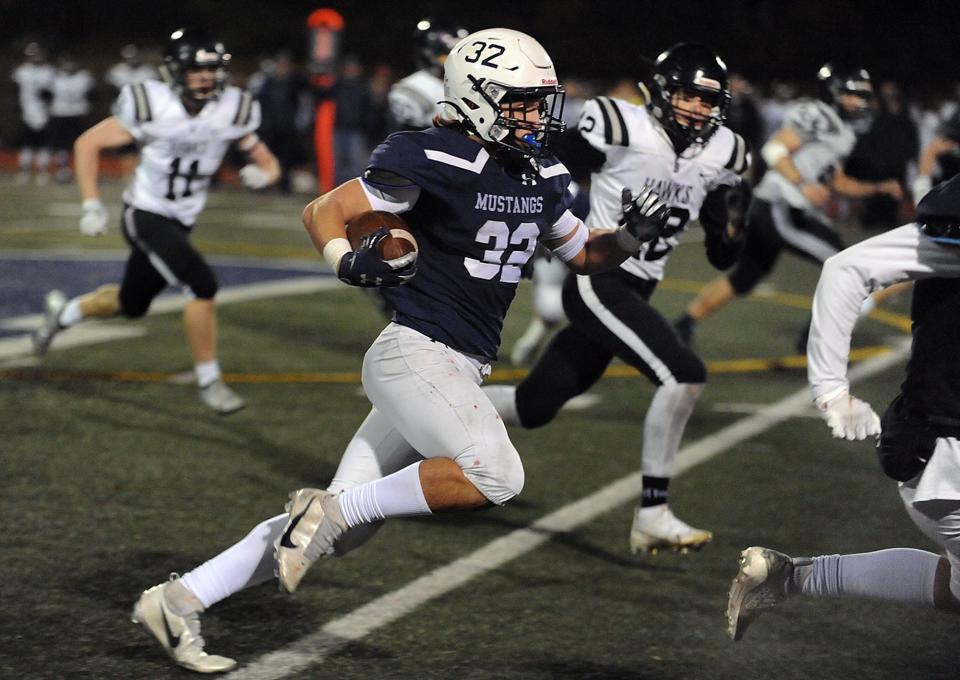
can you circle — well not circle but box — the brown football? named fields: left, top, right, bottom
left=345, top=210, right=418, bottom=262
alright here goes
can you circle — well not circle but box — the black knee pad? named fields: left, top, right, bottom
left=189, top=269, right=218, bottom=300
left=118, top=289, right=151, bottom=318
left=728, top=261, right=767, bottom=295
left=672, top=353, right=707, bottom=385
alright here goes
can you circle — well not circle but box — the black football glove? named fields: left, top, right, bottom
left=337, top=227, right=417, bottom=288
left=724, top=180, right=752, bottom=235
left=620, top=187, right=670, bottom=244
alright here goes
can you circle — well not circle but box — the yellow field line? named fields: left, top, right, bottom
left=0, top=345, right=895, bottom=385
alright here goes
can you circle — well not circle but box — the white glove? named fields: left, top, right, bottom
left=815, top=386, right=881, bottom=441
left=912, top=175, right=932, bottom=203
left=79, top=198, right=109, bottom=236
left=239, top=164, right=271, bottom=190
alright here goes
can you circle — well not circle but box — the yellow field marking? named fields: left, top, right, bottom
left=0, top=345, right=895, bottom=385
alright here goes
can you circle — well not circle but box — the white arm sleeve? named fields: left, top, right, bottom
left=359, top=179, right=421, bottom=213
left=808, top=223, right=960, bottom=400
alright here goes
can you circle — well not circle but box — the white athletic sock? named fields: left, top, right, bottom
left=18, top=148, right=33, bottom=172
left=800, top=548, right=939, bottom=606
left=195, top=360, right=221, bottom=388
left=179, top=514, right=287, bottom=609
left=338, top=461, right=431, bottom=528
left=34, top=149, right=50, bottom=171
left=482, top=385, right=521, bottom=426
left=641, top=383, right=704, bottom=477
left=58, top=299, right=84, bottom=327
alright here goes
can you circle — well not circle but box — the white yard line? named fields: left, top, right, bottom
left=0, top=276, right=339, bottom=362
left=226, top=339, right=911, bottom=680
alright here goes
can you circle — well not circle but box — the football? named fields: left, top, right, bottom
left=345, top=210, right=418, bottom=263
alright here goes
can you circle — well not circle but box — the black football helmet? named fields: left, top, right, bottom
left=414, top=18, right=468, bottom=77
left=648, top=42, right=731, bottom=147
left=817, top=63, right=873, bottom=120
left=161, top=28, right=231, bottom=103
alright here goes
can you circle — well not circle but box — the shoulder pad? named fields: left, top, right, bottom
left=231, top=89, right=255, bottom=127
left=592, top=96, right=630, bottom=147
left=724, top=132, right=750, bottom=175
left=130, top=82, right=153, bottom=123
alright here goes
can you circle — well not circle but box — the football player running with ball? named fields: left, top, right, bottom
left=485, top=43, right=752, bottom=555
left=32, top=28, right=280, bottom=415
left=129, top=28, right=670, bottom=672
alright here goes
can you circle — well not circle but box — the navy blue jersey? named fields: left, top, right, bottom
left=902, top=277, right=960, bottom=422
left=365, top=127, right=574, bottom=360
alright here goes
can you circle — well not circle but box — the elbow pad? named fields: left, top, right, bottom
left=761, top=139, right=790, bottom=166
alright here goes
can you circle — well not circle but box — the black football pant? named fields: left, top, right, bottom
left=728, top=197, right=845, bottom=295
left=118, top=205, right=218, bottom=318
left=516, top=268, right=706, bottom=429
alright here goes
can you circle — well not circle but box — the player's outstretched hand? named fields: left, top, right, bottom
left=620, top=187, right=670, bottom=244
left=815, top=387, right=881, bottom=441
left=80, top=199, right=109, bottom=236
left=337, top=227, right=417, bottom=288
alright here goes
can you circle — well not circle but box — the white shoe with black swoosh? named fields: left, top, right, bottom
left=131, top=576, right=236, bottom=673
left=274, top=488, right=347, bottom=593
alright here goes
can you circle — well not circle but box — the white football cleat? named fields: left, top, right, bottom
left=32, top=289, right=67, bottom=357
left=629, top=505, right=713, bottom=555
left=198, top=378, right=246, bottom=415
left=274, top=488, right=346, bottom=593
left=131, top=577, right=236, bottom=673
left=726, top=546, right=805, bottom=641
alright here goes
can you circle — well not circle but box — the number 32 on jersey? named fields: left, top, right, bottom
left=465, top=220, right=539, bottom=283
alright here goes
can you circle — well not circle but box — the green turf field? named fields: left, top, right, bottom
left=1, top=176, right=955, bottom=680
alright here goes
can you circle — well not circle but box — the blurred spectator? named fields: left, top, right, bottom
left=759, top=80, right=796, bottom=137
left=49, top=52, right=95, bottom=184
left=388, top=19, right=467, bottom=132
left=367, top=63, right=393, bottom=145
left=333, top=56, right=375, bottom=185
left=605, top=77, right=646, bottom=104
left=255, top=51, right=307, bottom=194
left=104, top=44, right=158, bottom=96
left=104, top=44, right=157, bottom=179
left=561, top=77, right=593, bottom=127
left=845, top=81, right=918, bottom=228
left=246, top=55, right=275, bottom=97
left=11, top=41, right=54, bottom=185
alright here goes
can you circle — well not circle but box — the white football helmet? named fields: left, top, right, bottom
left=442, top=28, right=565, bottom=157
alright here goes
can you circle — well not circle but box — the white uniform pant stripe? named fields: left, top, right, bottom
left=122, top=206, right=181, bottom=287
left=769, top=202, right=840, bottom=263
left=575, top=274, right=677, bottom=385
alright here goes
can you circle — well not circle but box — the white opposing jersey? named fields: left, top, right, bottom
left=388, top=69, right=444, bottom=130
left=808, top=223, right=960, bottom=401
left=50, top=69, right=95, bottom=117
left=754, top=99, right=855, bottom=214
left=114, top=81, right=260, bottom=226
left=578, top=96, right=748, bottom=280
left=12, top=62, right=55, bottom=130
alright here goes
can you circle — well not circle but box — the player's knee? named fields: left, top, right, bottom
left=515, top=383, right=561, bottom=429
left=728, top=264, right=764, bottom=295
left=118, top=290, right=151, bottom=318
left=190, top=274, right=218, bottom=300
left=460, top=442, right=525, bottom=505
left=672, top=353, right=707, bottom=384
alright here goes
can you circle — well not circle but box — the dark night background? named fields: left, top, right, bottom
left=3, top=0, right=960, bottom=83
